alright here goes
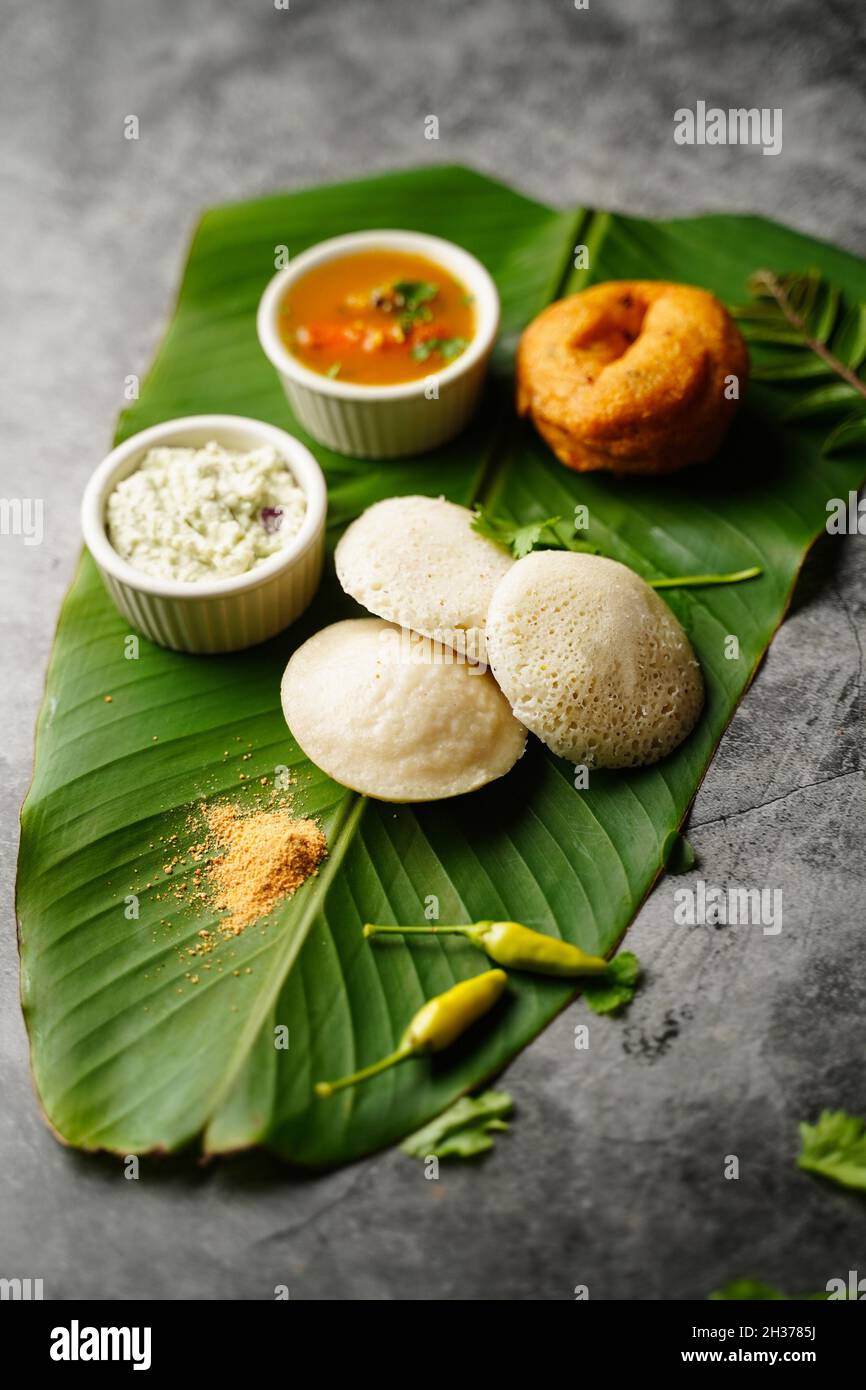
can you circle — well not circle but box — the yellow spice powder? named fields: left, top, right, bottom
left=204, top=801, right=327, bottom=935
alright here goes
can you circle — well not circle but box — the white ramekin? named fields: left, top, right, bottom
left=81, top=415, right=327, bottom=655
left=256, top=230, right=500, bottom=459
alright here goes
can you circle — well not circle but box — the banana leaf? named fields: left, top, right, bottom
left=16, top=167, right=866, bottom=1166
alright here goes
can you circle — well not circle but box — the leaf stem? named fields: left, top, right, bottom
left=363, top=923, right=476, bottom=938
left=752, top=270, right=866, bottom=399
left=649, top=566, right=762, bottom=589
left=315, top=1041, right=413, bottom=1097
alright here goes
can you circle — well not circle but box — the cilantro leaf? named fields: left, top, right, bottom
left=401, top=1090, right=513, bottom=1160
left=797, top=1109, right=866, bottom=1191
left=399, top=305, right=433, bottom=333
left=392, top=280, right=438, bottom=312
left=471, top=505, right=564, bottom=559
left=410, top=335, right=468, bottom=364
left=439, top=336, right=467, bottom=360
left=583, top=951, right=641, bottom=1015
left=470, top=505, right=601, bottom=560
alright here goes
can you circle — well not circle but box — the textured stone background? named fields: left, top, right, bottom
left=2, top=0, right=864, bottom=1300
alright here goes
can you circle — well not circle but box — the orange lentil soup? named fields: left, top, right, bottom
left=278, top=250, right=476, bottom=386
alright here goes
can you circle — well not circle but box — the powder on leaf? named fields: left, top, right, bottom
left=204, top=802, right=327, bottom=936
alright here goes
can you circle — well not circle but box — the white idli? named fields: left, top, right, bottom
left=334, top=495, right=512, bottom=662
left=281, top=617, right=526, bottom=802
left=486, top=551, right=704, bottom=768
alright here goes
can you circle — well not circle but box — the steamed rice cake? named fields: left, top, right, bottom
left=486, top=551, right=704, bottom=768
left=335, top=495, right=512, bottom=662
left=281, top=617, right=526, bottom=802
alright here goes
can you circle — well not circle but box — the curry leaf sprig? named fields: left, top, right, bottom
left=471, top=505, right=761, bottom=589
left=731, top=268, right=866, bottom=454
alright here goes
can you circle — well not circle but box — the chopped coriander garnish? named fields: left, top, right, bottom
left=410, top=339, right=438, bottom=363
left=439, top=336, right=467, bottom=359
left=411, top=336, right=468, bottom=363
left=326, top=362, right=341, bottom=379
left=400, top=305, right=433, bottom=334
left=392, top=280, right=438, bottom=312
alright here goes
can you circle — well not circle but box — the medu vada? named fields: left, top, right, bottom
left=516, top=280, right=749, bottom=475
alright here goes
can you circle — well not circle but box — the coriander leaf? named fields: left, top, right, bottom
left=509, top=520, right=559, bottom=559
left=709, top=1279, right=831, bottom=1301
left=438, top=336, right=467, bottom=360
left=583, top=951, right=641, bottom=1015
left=471, top=505, right=563, bottom=558
left=797, top=1109, right=866, bottom=1191
left=401, top=1090, right=513, bottom=1160
left=392, top=280, right=438, bottom=312
left=326, top=362, right=341, bottom=379
left=662, top=829, right=696, bottom=874
left=410, top=339, right=438, bottom=362
left=410, top=336, right=467, bottom=363
left=400, top=305, right=432, bottom=333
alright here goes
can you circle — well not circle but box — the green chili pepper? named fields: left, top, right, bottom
left=363, top=919, right=609, bottom=978
left=315, top=968, right=507, bottom=1098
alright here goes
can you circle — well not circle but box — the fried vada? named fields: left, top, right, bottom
left=516, top=280, right=748, bottom=475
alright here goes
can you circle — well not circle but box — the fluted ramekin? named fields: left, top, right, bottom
left=81, top=415, right=327, bottom=654
left=256, top=230, right=500, bottom=459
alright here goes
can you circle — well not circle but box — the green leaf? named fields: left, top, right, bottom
left=808, top=281, right=841, bottom=343
left=783, top=381, right=865, bottom=421
left=833, top=302, right=866, bottom=370
left=471, top=504, right=563, bottom=558
left=750, top=354, right=835, bottom=382
left=824, top=415, right=866, bottom=455
left=15, top=168, right=866, bottom=1166
left=797, top=1110, right=866, bottom=1190
left=583, top=952, right=641, bottom=1015
left=727, top=301, right=788, bottom=323
left=401, top=1090, right=513, bottom=1159
left=737, top=323, right=808, bottom=346
left=663, top=830, right=696, bottom=874
left=709, top=1280, right=830, bottom=1301
left=734, top=268, right=866, bottom=450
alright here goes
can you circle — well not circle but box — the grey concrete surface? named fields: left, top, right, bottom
left=2, top=0, right=864, bottom=1301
